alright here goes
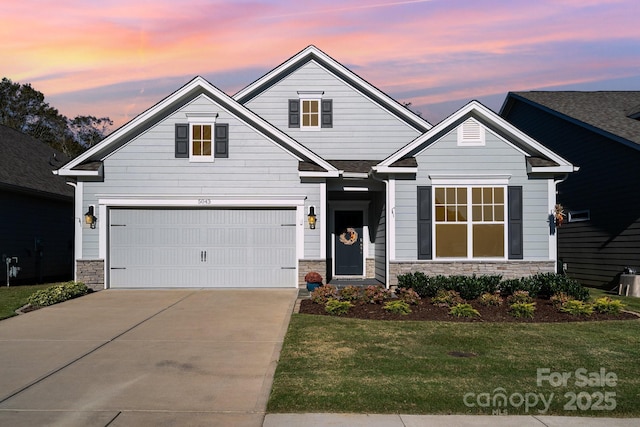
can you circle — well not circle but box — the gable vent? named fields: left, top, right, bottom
left=458, top=118, right=485, bottom=146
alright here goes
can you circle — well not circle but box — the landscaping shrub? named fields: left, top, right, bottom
left=509, top=302, right=536, bottom=318
left=325, top=299, right=353, bottom=316
left=550, top=292, right=574, bottom=308
left=432, top=290, right=464, bottom=307
left=396, top=271, right=431, bottom=296
left=362, top=285, right=391, bottom=304
left=26, top=281, right=89, bottom=307
left=498, top=278, right=525, bottom=297
left=338, top=285, right=361, bottom=302
left=529, top=273, right=590, bottom=300
left=479, top=292, right=503, bottom=306
left=593, top=297, right=625, bottom=315
left=395, top=287, right=421, bottom=305
left=311, top=285, right=338, bottom=304
left=560, top=300, right=593, bottom=316
left=507, top=290, right=533, bottom=304
left=449, top=303, right=480, bottom=318
left=448, top=275, right=501, bottom=300
left=383, top=300, right=411, bottom=315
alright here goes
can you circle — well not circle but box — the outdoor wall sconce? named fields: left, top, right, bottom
left=85, top=205, right=97, bottom=229
left=308, top=206, right=317, bottom=229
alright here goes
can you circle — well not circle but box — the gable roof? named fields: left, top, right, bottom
left=0, top=124, right=72, bottom=199
left=501, top=91, right=640, bottom=151
left=56, top=76, right=337, bottom=176
left=378, top=100, right=576, bottom=174
left=233, top=45, right=432, bottom=133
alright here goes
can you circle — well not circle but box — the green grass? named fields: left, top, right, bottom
left=588, top=287, right=640, bottom=314
left=269, top=314, right=640, bottom=416
left=0, top=284, right=55, bottom=320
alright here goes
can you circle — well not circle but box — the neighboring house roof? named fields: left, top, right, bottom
left=501, top=91, right=640, bottom=151
left=0, top=124, right=72, bottom=199
left=56, top=76, right=337, bottom=176
left=233, top=45, right=433, bottom=133
left=378, top=100, right=576, bottom=174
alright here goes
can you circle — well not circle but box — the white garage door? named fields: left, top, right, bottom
left=109, top=208, right=297, bottom=288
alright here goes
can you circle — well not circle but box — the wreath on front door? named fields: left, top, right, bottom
left=339, top=227, right=358, bottom=245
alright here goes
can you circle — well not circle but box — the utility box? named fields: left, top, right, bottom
left=619, top=274, right=640, bottom=298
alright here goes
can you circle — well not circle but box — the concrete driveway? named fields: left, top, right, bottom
left=0, top=289, right=297, bottom=427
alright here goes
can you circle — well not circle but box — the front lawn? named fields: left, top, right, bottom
left=269, top=314, right=640, bottom=416
left=0, top=284, right=54, bottom=320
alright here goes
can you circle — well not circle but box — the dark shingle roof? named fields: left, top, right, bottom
left=511, top=91, right=640, bottom=148
left=0, top=124, right=73, bottom=198
left=299, top=158, right=417, bottom=173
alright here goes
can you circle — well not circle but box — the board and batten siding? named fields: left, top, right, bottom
left=394, top=126, right=551, bottom=261
left=81, top=94, right=321, bottom=259
left=243, top=61, right=421, bottom=160
left=503, top=99, right=640, bottom=287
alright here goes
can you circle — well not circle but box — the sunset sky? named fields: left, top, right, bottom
left=3, top=0, right=640, bottom=129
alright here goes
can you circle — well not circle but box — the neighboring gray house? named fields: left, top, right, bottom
left=501, top=91, right=640, bottom=288
left=0, top=124, right=74, bottom=284
left=56, top=46, right=575, bottom=290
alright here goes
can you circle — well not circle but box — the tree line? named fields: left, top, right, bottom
left=0, top=77, right=112, bottom=157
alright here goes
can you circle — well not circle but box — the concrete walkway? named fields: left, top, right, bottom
left=0, top=289, right=297, bottom=427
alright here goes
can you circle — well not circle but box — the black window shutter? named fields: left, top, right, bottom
left=175, top=123, right=189, bottom=158
left=417, top=186, right=432, bottom=260
left=214, top=123, right=229, bottom=158
left=288, top=99, right=300, bottom=128
left=508, top=186, right=524, bottom=259
left=321, top=99, right=333, bottom=128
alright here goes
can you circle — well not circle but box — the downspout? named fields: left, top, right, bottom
left=66, top=180, right=81, bottom=282
left=370, top=170, right=391, bottom=289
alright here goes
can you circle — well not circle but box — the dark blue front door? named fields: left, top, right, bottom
left=335, top=210, right=363, bottom=275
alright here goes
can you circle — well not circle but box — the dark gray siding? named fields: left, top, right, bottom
left=0, top=191, right=73, bottom=284
left=503, top=100, right=640, bottom=288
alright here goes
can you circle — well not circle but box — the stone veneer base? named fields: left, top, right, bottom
left=389, top=261, right=556, bottom=287
left=76, top=259, right=105, bottom=292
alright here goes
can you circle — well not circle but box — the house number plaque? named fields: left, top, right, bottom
left=198, top=199, right=212, bottom=205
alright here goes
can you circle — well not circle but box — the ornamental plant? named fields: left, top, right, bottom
left=395, top=287, right=421, bottom=305
left=550, top=292, right=574, bottom=308
left=478, top=292, right=503, bottom=306
left=431, top=290, right=464, bottom=307
left=449, top=303, right=480, bottom=318
left=507, top=290, right=533, bottom=305
left=560, top=300, right=594, bottom=316
left=338, top=285, right=362, bottom=302
left=27, top=282, right=90, bottom=307
left=310, top=285, right=337, bottom=304
left=325, top=299, right=353, bottom=316
left=509, top=302, right=536, bottom=319
left=304, top=271, right=323, bottom=284
left=362, top=285, right=391, bottom=304
left=592, top=297, right=625, bottom=315
left=383, top=300, right=412, bottom=315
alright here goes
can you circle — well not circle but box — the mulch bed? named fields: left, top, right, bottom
left=298, top=298, right=640, bottom=322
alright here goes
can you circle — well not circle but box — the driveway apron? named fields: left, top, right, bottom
left=0, top=289, right=297, bottom=427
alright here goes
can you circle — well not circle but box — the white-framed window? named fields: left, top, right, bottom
left=457, top=118, right=485, bottom=146
left=434, top=185, right=506, bottom=259
left=300, top=99, right=321, bottom=130
left=188, top=116, right=216, bottom=162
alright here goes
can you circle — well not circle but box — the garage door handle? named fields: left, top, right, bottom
left=200, top=251, right=207, bottom=262
left=111, top=267, right=126, bottom=270
left=281, top=267, right=296, bottom=269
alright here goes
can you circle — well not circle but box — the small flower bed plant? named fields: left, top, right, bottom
left=550, top=292, right=574, bottom=308
left=362, top=285, right=392, bottom=304
left=449, top=303, right=480, bottom=318
left=325, top=299, right=353, bottom=316
left=479, top=292, right=503, bottom=306
left=310, top=285, right=337, bottom=304
left=560, top=300, right=594, bottom=317
left=395, top=287, right=421, bottom=305
left=338, top=285, right=362, bottom=302
left=507, top=290, right=533, bottom=305
left=509, top=302, right=536, bottom=319
left=431, top=290, right=464, bottom=307
left=592, top=296, right=625, bottom=315
left=383, top=300, right=412, bottom=315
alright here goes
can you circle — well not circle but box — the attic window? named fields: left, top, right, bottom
left=457, top=118, right=485, bottom=146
